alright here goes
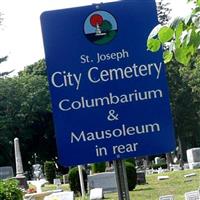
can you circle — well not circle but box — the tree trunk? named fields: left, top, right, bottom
left=166, top=152, right=173, bottom=169
left=177, top=136, right=184, bottom=169
left=144, top=156, right=151, bottom=169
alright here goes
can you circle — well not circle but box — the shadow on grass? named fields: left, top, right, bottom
left=134, top=187, right=154, bottom=192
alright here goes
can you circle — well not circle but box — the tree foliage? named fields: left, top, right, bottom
left=156, top=0, right=172, bottom=25
left=167, top=60, right=200, bottom=155
left=148, top=0, right=200, bottom=66
left=0, top=179, right=23, bottom=200
left=147, top=0, right=200, bottom=160
left=0, top=60, right=56, bottom=171
left=0, top=56, right=13, bottom=77
left=44, top=161, right=56, bottom=184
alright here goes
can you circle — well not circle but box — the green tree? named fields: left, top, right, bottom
left=44, top=161, right=56, bottom=184
left=148, top=0, right=200, bottom=66
left=156, top=0, right=171, bottom=25
left=17, top=60, right=56, bottom=168
left=147, top=0, right=200, bottom=162
left=167, top=60, right=200, bottom=160
left=0, top=60, right=56, bottom=172
left=0, top=77, right=24, bottom=166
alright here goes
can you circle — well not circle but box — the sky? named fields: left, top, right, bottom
left=0, top=0, right=191, bottom=75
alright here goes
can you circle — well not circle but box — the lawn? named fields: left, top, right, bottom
left=40, top=169, right=200, bottom=200
left=104, top=169, right=200, bottom=200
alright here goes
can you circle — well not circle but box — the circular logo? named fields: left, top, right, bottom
left=84, top=11, right=118, bottom=45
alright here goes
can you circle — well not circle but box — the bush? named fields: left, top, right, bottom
left=125, top=161, right=137, bottom=191
left=0, top=179, right=23, bottom=200
left=44, top=161, right=56, bottom=184
left=68, top=167, right=87, bottom=195
left=125, top=158, right=136, bottom=166
left=152, top=163, right=167, bottom=169
left=91, top=162, right=106, bottom=173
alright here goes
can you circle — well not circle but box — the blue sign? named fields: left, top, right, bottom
left=40, top=1, right=176, bottom=166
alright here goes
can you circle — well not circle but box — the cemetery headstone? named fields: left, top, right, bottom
left=0, top=166, right=14, bottom=179
left=88, top=172, right=117, bottom=193
left=186, top=148, right=200, bottom=169
left=157, top=176, right=169, bottom=180
left=158, top=167, right=164, bottom=174
left=159, top=195, right=174, bottom=200
left=155, top=157, right=166, bottom=165
left=184, top=173, right=197, bottom=178
left=184, top=173, right=197, bottom=182
left=169, top=164, right=181, bottom=171
left=183, top=163, right=190, bottom=170
left=14, top=138, right=24, bottom=177
left=90, top=188, right=104, bottom=200
left=14, top=137, right=28, bottom=189
left=54, top=178, right=61, bottom=189
left=155, top=157, right=162, bottom=165
left=32, top=164, right=43, bottom=180
left=136, top=171, right=146, bottom=184
left=62, top=174, right=68, bottom=184
left=184, top=190, right=200, bottom=200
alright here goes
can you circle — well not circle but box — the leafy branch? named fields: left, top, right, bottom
left=147, top=0, right=200, bottom=66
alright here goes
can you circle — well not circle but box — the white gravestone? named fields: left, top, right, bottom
left=88, top=172, right=117, bottom=193
left=186, top=148, right=200, bottom=169
left=184, top=173, right=197, bottom=182
left=157, top=176, right=169, bottom=180
left=184, top=173, right=197, bottom=178
left=183, top=163, right=190, bottom=170
left=14, top=138, right=24, bottom=177
left=184, top=190, right=200, bottom=200
left=54, top=178, right=61, bottom=188
left=90, top=188, right=103, bottom=200
left=14, top=137, right=28, bottom=189
left=169, top=164, right=181, bottom=171
left=159, top=195, right=174, bottom=200
left=44, top=191, right=74, bottom=200
left=155, top=157, right=162, bottom=164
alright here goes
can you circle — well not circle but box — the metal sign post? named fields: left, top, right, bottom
left=113, top=159, right=130, bottom=200
left=78, top=165, right=85, bottom=198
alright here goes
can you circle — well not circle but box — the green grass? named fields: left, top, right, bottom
left=105, top=169, right=200, bottom=200
left=36, top=169, right=200, bottom=200
left=42, top=184, right=69, bottom=192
